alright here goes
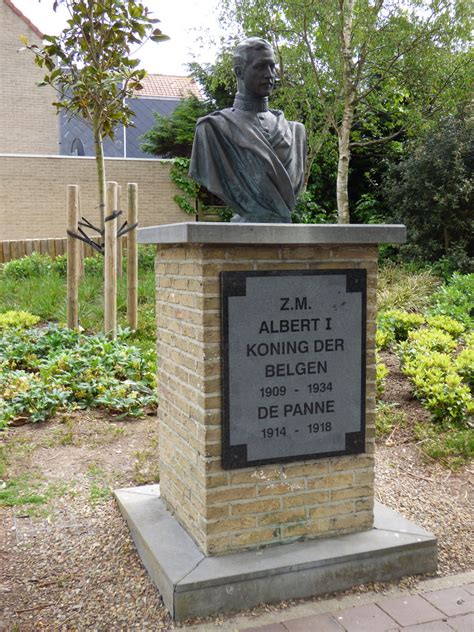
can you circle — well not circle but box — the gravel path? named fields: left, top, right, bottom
left=1, top=442, right=471, bottom=630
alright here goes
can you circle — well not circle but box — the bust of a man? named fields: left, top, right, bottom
left=189, top=37, right=306, bottom=223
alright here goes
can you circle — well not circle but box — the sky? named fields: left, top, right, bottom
left=11, top=0, right=223, bottom=76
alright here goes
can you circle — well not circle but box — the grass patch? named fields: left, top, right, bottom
left=0, top=475, right=46, bottom=507
left=89, top=483, right=111, bottom=504
left=375, top=402, right=407, bottom=438
left=0, top=250, right=156, bottom=353
left=133, top=433, right=160, bottom=485
left=51, top=417, right=75, bottom=446
left=414, top=422, right=474, bottom=469
left=0, top=475, right=73, bottom=508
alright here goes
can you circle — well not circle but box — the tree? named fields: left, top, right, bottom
left=24, top=0, right=168, bottom=229
left=383, top=113, right=473, bottom=270
left=220, top=0, right=472, bottom=223
left=140, top=95, right=212, bottom=158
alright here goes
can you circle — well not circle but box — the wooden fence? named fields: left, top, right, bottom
left=0, top=238, right=99, bottom=264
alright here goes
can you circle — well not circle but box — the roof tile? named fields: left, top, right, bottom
left=135, top=74, right=201, bottom=99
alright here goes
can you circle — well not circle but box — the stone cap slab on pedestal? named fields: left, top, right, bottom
left=137, top=222, right=406, bottom=245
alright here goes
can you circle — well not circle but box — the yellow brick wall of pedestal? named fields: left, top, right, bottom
left=156, top=243, right=377, bottom=556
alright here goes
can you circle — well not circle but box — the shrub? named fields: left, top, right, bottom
left=407, top=359, right=471, bottom=425
left=428, top=273, right=474, bottom=328
left=1, top=252, right=54, bottom=279
left=378, top=309, right=425, bottom=343
left=137, top=245, right=155, bottom=272
left=425, top=315, right=465, bottom=338
left=84, top=255, right=103, bottom=275
left=382, top=115, right=473, bottom=269
left=0, top=311, right=40, bottom=330
left=398, top=328, right=457, bottom=359
left=376, top=356, right=389, bottom=394
left=52, top=254, right=68, bottom=275
left=397, top=328, right=472, bottom=426
left=376, top=327, right=395, bottom=350
left=454, top=348, right=474, bottom=390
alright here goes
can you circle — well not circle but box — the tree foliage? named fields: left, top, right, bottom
left=140, top=96, right=213, bottom=158
left=218, top=0, right=472, bottom=223
left=383, top=114, right=473, bottom=271
left=24, top=0, right=168, bottom=227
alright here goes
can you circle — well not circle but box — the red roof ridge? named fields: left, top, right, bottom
left=147, top=73, right=193, bottom=78
left=136, top=74, right=201, bottom=99
left=4, top=0, right=44, bottom=39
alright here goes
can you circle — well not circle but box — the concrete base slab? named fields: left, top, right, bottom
left=114, top=485, right=437, bottom=621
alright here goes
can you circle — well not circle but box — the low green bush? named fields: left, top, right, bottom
left=398, top=328, right=457, bottom=358
left=1, top=246, right=155, bottom=280
left=137, top=245, right=155, bottom=272
left=408, top=359, right=471, bottom=425
left=377, top=309, right=425, bottom=343
left=425, top=315, right=465, bottom=338
left=1, top=252, right=55, bottom=279
left=0, top=310, right=40, bottom=330
left=454, top=347, right=474, bottom=389
left=0, top=325, right=157, bottom=428
left=428, top=272, right=474, bottom=328
left=376, top=356, right=389, bottom=395
left=397, top=328, right=472, bottom=425
left=375, top=327, right=395, bottom=350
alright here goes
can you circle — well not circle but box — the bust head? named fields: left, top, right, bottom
left=234, top=37, right=276, bottom=98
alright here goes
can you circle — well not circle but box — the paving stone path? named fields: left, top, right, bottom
left=241, top=582, right=473, bottom=632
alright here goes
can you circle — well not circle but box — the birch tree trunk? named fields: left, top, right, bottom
left=336, top=0, right=356, bottom=224
left=336, top=111, right=354, bottom=224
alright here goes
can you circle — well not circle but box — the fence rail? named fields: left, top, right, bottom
left=0, top=238, right=100, bottom=264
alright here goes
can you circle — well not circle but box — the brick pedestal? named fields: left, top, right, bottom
left=142, top=223, right=406, bottom=556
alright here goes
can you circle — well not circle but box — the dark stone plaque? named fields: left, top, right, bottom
left=221, top=270, right=367, bottom=469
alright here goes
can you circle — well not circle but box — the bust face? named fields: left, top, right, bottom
left=237, top=47, right=277, bottom=98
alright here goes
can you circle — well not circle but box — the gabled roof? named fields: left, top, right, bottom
left=4, top=0, right=44, bottom=39
left=135, top=74, right=201, bottom=100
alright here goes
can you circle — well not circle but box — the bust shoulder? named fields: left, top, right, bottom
left=195, top=108, right=234, bottom=126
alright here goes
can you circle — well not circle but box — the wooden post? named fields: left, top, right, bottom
left=116, top=185, right=123, bottom=279
left=77, top=192, right=84, bottom=280
left=127, top=183, right=138, bottom=331
left=104, top=181, right=118, bottom=338
left=67, top=185, right=80, bottom=328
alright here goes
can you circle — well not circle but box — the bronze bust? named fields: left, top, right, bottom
left=189, top=37, right=306, bottom=223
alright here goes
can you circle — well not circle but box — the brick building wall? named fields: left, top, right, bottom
left=0, top=0, right=59, bottom=155
left=156, top=242, right=377, bottom=556
left=0, top=155, right=189, bottom=240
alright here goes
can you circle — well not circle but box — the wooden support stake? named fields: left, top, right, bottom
left=67, top=185, right=80, bottom=329
left=117, top=185, right=123, bottom=279
left=127, top=183, right=138, bottom=331
left=77, top=193, right=84, bottom=280
left=104, top=181, right=118, bottom=338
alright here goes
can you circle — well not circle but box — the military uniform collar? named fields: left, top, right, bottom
left=233, top=93, right=269, bottom=112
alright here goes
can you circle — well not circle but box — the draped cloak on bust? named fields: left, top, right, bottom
left=189, top=108, right=306, bottom=223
